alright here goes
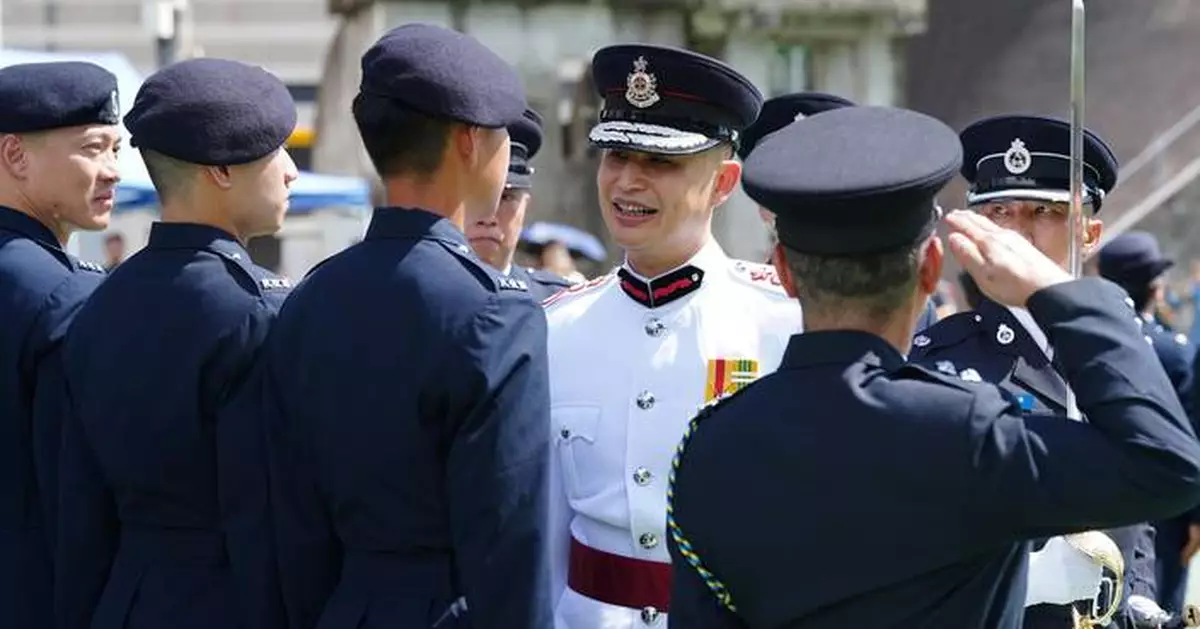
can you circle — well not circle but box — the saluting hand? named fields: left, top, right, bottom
left=943, top=210, right=1073, bottom=308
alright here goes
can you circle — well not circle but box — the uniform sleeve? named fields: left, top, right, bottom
left=1102, top=524, right=1157, bottom=602
left=31, top=349, right=67, bottom=550
left=262, top=366, right=342, bottom=629
left=964, top=279, right=1200, bottom=538
left=54, top=393, right=118, bottom=629
left=213, top=306, right=286, bottom=629
left=667, top=534, right=750, bottom=629
left=442, top=293, right=553, bottom=629
left=29, top=275, right=97, bottom=551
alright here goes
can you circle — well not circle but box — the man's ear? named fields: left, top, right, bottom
left=1083, top=217, right=1104, bottom=252
left=202, top=165, right=235, bottom=190
left=0, top=134, right=32, bottom=181
left=917, top=236, right=944, bottom=296
left=709, top=158, right=741, bottom=210
left=770, top=243, right=799, bottom=299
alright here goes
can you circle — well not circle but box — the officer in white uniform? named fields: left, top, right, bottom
left=911, top=115, right=1168, bottom=629
left=544, top=44, right=801, bottom=629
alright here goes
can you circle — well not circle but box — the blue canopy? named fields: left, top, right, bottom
left=520, top=221, right=607, bottom=261
left=116, top=169, right=371, bottom=213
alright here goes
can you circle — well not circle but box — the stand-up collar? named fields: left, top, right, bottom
left=364, top=207, right=469, bottom=247
left=617, top=239, right=726, bottom=308
left=0, top=205, right=61, bottom=250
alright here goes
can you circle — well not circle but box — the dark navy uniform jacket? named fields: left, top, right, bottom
left=55, top=223, right=290, bottom=629
left=667, top=279, right=1200, bottom=629
left=249, top=208, right=552, bottom=629
left=1146, top=319, right=1199, bottom=613
left=910, top=295, right=1164, bottom=628
left=0, top=206, right=105, bottom=629
left=509, top=264, right=573, bottom=303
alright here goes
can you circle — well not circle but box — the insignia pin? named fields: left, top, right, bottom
left=625, top=55, right=661, bottom=109
left=996, top=323, right=1015, bottom=345
left=912, top=335, right=931, bottom=347
left=936, top=360, right=956, bottom=375
left=959, top=368, right=982, bottom=382
left=1004, top=138, right=1031, bottom=175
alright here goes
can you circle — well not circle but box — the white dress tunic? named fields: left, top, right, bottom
left=544, top=240, right=803, bottom=629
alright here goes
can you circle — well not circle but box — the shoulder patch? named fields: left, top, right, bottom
left=497, top=275, right=529, bottom=292
left=434, top=237, right=528, bottom=293
left=260, top=277, right=292, bottom=291
left=542, top=272, right=615, bottom=308
left=77, top=260, right=106, bottom=274
left=729, top=259, right=786, bottom=293
left=908, top=311, right=981, bottom=359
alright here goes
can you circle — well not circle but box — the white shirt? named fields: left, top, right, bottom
left=1006, top=307, right=1101, bottom=607
left=544, top=240, right=802, bottom=629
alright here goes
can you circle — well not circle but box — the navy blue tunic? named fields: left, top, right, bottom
left=55, top=223, right=290, bottom=629
left=0, top=206, right=105, bottom=629
left=253, top=208, right=553, bottom=629
left=668, top=279, right=1200, bottom=629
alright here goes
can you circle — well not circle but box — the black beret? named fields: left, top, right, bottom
left=744, top=106, right=962, bottom=256
left=960, top=115, right=1119, bottom=212
left=125, top=58, right=296, bottom=166
left=1098, top=231, right=1173, bottom=288
left=737, top=92, right=855, bottom=160
left=589, top=44, right=763, bottom=155
left=0, top=61, right=120, bottom=133
left=359, top=23, right=526, bottom=129
left=507, top=109, right=544, bottom=190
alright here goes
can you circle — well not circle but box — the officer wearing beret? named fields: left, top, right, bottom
left=665, top=106, right=1200, bottom=629
left=738, top=91, right=941, bottom=336
left=0, top=60, right=120, bottom=629
left=466, top=107, right=573, bottom=301
left=1100, top=231, right=1200, bottom=620
left=253, top=23, right=551, bottom=629
left=544, top=44, right=801, bottom=629
left=53, top=57, right=298, bottom=629
left=909, top=115, right=1167, bottom=629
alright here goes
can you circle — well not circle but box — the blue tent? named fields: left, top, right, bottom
left=0, top=48, right=372, bottom=213
left=116, top=169, right=371, bottom=213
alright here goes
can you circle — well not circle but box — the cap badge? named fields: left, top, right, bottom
left=996, top=323, right=1015, bottom=345
left=1004, top=138, right=1031, bottom=175
left=793, top=112, right=807, bottom=122
left=626, top=56, right=661, bottom=109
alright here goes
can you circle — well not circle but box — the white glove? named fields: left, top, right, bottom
left=1127, top=595, right=1172, bottom=628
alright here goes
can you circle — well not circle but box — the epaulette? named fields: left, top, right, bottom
left=910, top=311, right=981, bottom=358
left=892, top=361, right=978, bottom=394
left=542, top=272, right=614, bottom=308
left=437, top=237, right=529, bottom=294
left=526, top=267, right=573, bottom=288
left=728, top=259, right=787, bottom=295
